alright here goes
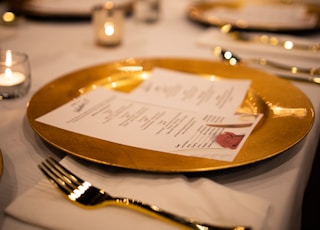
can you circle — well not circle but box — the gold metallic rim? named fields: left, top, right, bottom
left=8, top=0, right=133, bottom=18
left=187, top=1, right=320, bottom=31
left=27, top=58, right=315, bottom=172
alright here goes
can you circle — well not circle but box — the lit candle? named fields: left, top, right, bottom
left=0, top=68, right=26, bottom=86
left=0, top=50, right=26, bottom=86
left=92, top=2, right=124, bottom=46
left=0, top=50, right=30, bottom=99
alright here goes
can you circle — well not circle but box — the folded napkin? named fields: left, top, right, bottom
left=6, top=156, right=270, bottom=230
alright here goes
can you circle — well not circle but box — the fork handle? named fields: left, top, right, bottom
left=108, top=197, right=250, bottom=230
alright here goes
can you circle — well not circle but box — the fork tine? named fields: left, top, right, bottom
left=46, top=157, right=84, bottom=186
left=38, top=157, right=83, bottom=195
left=39, top=161, right=72, bottom=195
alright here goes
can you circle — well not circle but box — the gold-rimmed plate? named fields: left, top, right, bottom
left=187, top=1, right=320, bottom=32
left=8, top=0, right=133, bottom=19
left=27, top=58, right=314, bottom=173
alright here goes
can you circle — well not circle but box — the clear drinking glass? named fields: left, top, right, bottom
left=134, top=0, right=160, bottom=23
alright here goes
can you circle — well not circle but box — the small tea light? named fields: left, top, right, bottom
left=92, top=2, right=124, bottom=46
left=0, top=68, right=25, bottom=86
left=0, top=50, right=31, bottom=99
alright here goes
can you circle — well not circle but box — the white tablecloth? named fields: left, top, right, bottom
left=0, top=0, right=320, bottom=229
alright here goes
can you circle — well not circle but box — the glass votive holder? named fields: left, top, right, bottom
left=134, top=0, right=160, bottom=23
left=0, top=50, right=31, bottom=99
left=92, top=2, right=124, bottom=46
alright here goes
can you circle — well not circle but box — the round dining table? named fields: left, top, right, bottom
left=0, top=0, right=320, bottom=230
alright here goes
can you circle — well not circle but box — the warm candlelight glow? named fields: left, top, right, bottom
left=5, top=50, right=12, bottom=66
left=0, top=50, right=30, bottom=98
left=0, top=51, right=26, bottom=87
left=2, top=12, right=15, bottom=23
left=104, top=1, right=114, bottom=10
left=0, top=68, right=26, bottom=86
left=5, top=68, right=12, bottom=77
left=104, top=22, right=115, bottom=36
left=92, top=3, right=123, bottom=46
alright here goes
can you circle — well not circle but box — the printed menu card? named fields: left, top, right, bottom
left=36, top=68, right=262, bottom=162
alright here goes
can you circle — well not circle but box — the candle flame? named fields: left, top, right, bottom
left=5, top=68, right=13, bottom=78
left=5, top=50, right=12, bottom=67
left=104, top=22, right=115, bottom=36
left=104, top=1, right=114, bottom=10
left=2, top=12, right=15, bottom=23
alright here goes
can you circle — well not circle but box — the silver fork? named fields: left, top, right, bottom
left=38, top=157, right=250, bottom=230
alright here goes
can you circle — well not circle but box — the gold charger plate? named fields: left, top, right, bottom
left=187, top=1, right=320, bottom=32
left=27, top=58, right=314, bottom=173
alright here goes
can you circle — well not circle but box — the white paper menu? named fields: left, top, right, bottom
left=129, top=68, right=251, bottom=114
left=36, top=69, right=262, bottom=162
